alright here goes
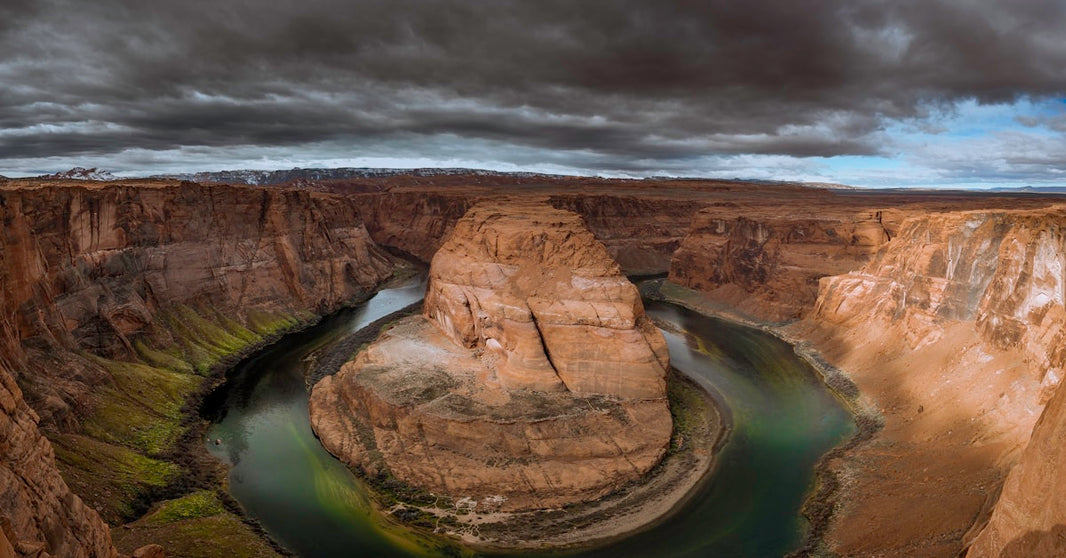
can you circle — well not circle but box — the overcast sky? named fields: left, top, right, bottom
left=2, top=0, right=1065, bottom=187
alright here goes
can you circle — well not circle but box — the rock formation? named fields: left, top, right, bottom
left=968, top=377, right=1066, bottom=557
left=353, top=187, right=703, bottom=275
left=1, top=363, right=117, bottom=558
left=0, top=179, right=399, bottom=556
left=310, top=201, right=672, bottom=511
left=669, top=208, right=891, bottom=321
left=797, top=207, right=1066, bottom=556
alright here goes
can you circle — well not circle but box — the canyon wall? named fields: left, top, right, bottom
left=547, top=194, right=699, bottom=275
left=798, top=207, right=1066, bottom=556
left=1, top=363, right=115, bottom=558
left=354, top=188, right=702, bottom=274
left=668, top=205, right=894, bottom=321
left=0, top=179, right=399, bottom=556
left=311, top=201, right=672, bottom=512
left=968, top=375, right=1066, bottom=557
left=355, top=190, right=478, bottom=262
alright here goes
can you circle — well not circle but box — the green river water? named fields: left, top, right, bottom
left=203, top=277, right=855, bottom=557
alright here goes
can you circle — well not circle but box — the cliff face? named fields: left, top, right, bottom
left=1, top=364, right=115, bottom=558
left=310, top=201, right=671, bottom=512
left=355, top=188, right=702, bottom=274
left=547, top=195, right=699, bottom=275
left=0, top=180, right=398, bottom=556
left=963, top=212, right=1066, bottom=557
left=2, top=181, right=396, bottom=427
left=968, top=379, right=1066, bottom=557
left=356, top=190, right=477, bottom=262
left=801, top=207, right=1066, bottom=556
left=669, top=206, right=891, bottom=321
left=815, top=209, right=1066, bottom=403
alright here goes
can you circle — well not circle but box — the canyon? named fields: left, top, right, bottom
left=1, top=172, right=1065, bottom=556
left=0, top=179, right=399, bottom=556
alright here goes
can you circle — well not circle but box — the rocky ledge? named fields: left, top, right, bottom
left=309, top=200, right=672, bottom=512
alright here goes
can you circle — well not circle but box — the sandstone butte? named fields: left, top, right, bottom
left=309, top=200, right=673, bottom=512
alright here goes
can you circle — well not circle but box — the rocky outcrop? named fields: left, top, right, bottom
left=1, top=364, right=117, bottom=558
left=423, top=202, right=669, bottom=398
left=798, top=207, right=1066, bottom=556
left=669, top=206, right=891, bottom=321
left=968, top=378, right=1066, bottom=557
left=310, top=201, right=672, bottom=511
left=0, top=179, right=399, bottom=557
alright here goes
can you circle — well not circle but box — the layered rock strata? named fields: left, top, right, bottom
left=0, top=179, right=398, bottom=556
left=1, top=180, right=396, bottom=426
left=669, top=206, right=893, bottom=321
left=1, top=364, right=116, bottom=558
left=797, top=207, right=1066, bottom=556
left=310, top=201, right=672, bottom=511
left=355, top=189, right=702, bottom=275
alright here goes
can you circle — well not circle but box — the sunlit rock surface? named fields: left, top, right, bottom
left=799, top=207, right=1066, bottom=556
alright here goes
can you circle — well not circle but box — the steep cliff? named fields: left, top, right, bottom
left=799, top=207, right=1066, bottom=556
left=547, top=194, right=699, bottom=275
left=669, top=205, right=892, bottom=321
left=1, top=363, right=116, bottom=558
left=968, top=378, right=1066, bottom=557
left=310, top=201, right=672, bottom=512
left=0, top=179, right=399, bottom=556
left=354, top=187, right=703, bottom=274
left=356, top=190, right=478, bottom=262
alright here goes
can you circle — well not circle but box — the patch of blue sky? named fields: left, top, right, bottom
left=829, top=96, right=1066, bottom=189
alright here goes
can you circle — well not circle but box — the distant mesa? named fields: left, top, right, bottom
left=40, top=167, right=117, bottom=181
left=309, top=200, right=672, bottom=511
left=153, top=167, right=569, bottom=186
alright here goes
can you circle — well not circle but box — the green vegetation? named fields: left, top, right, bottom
left=247, top=308, right=309, bottom=337
left=82, top=356, right=199, bottom=455
left=666, top=370, right=714, bottom=455
left=52, top=433, right=180, bottom=523
left=146, top=490, right=227, bottom=525
left=49, top=302, right=312, bottom=526
left=159, top=304, right=264, bottom=374
left=133, top=339, right=195, bottom=374
left=112, top=491, right=281, bottom=558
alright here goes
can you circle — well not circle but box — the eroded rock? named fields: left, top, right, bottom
left=310, top=201, right=672, bottom=511
left=0, top=179, right=399, bottom=557
left=799, top=207, right=1066, bottom=556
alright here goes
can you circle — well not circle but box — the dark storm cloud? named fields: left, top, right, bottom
left=1, top=0, right=1065, bottom=172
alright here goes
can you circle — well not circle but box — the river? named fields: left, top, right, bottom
left=202, top=277, right=855, bottom=557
